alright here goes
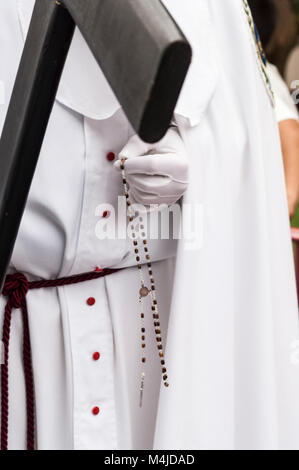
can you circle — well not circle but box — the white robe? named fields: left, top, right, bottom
left=0, top=0, right=299, bottom=450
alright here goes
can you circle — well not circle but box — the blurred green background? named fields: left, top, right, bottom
left=293, top=209, right=299, bottom=227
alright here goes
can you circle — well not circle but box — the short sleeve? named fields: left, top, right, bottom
left=267, top=63, right=299, bottom=123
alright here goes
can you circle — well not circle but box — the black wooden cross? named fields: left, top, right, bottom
left=0, top=0, right=192, bottom=289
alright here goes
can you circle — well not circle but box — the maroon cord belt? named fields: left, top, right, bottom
left=0, top=268, right=120, bottom=451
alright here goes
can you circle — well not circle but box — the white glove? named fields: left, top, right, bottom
left=114, top=128, right=189, bottom=206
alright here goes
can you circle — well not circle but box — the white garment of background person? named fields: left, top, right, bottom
left=0, top=0, right=299, bottom=451
left=268, top=63, right=299, bottom=123
left=267, top=63, right=299, bottom=219
left=285, top=45, right=299, bottom=98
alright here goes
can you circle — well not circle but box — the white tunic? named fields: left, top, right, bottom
left=0, top=0, right=299, bottom=450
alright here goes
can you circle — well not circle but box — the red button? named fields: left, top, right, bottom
left=102, top=210, right=110, bottom=218
left=87, top=297, right=96, bottom=306
left=93, top=352, right=100, bottom=361
left=94, top=266, right=103, bottom=272
left=106, top=152, right=115, bottom=162
left=92, top=406, right=100, bottom=416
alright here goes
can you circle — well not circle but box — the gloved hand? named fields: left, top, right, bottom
left=114, top=127, right=189, bottom=206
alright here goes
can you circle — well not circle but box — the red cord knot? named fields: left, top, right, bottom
left=2, top=273, right=29, bottom=309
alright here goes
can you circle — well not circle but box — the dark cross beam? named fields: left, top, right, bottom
left=0, top=0, right=192, bottom=289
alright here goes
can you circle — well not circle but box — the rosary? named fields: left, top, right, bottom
left=120, top=159, right=169, bottom=408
